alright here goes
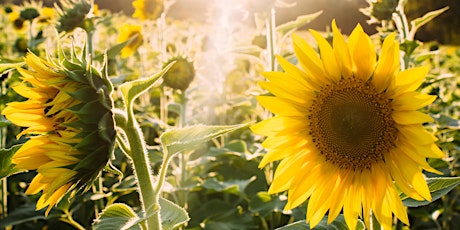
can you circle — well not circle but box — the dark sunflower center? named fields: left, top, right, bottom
left=309, top=77, right=397, bottom=170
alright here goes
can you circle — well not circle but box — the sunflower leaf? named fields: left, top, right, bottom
left=92, top=203, right=142, bottom=230
left=275, top=214, right=365, bottom=230
left=0, top=145, right=24, bottom=179
left=160, top=123, right=249, bottom=158
left=409, top=6, right=449, bottom=39
left=0, top=115, right=12, bottom=128
left=159, top=197, right=190, bottom=229
left=276, top=11, right=322, bottom=37
left=401, top=177, right=460, bottom=207
left=119, top=63, right=172, bottom=109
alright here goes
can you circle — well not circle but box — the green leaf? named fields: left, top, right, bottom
left=92, top=203, right=142, bottom=230
left=409, top=6, right=449, bottom=39
left=119, top=64, right=171, bottom=109
left=276, top=11, right=322, bottom=37
left=0, top=203, right=49, bottom=228
left=160, top=123, right=248, bottom=157
left=0, top=115, right=12, bottom=128
left=276, top=215, right=365, bottom=230
left=401, top=177, right=460, bottom=207
left=0, top=145, right=24, bottom=179
left=159, top=197, right=190, bottom=230
left=249, top=192, right=287, bottom=217
left=201, top=176, right=256, bottom=197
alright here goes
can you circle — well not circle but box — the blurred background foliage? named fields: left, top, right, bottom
left=0, top=0, right=459, bottom=44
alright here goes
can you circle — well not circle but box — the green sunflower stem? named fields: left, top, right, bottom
left=266, top=6, right=277, bottom=72
left=178, top=92, right=188, bottom=208
left=122, top=106, right=161, bottom=229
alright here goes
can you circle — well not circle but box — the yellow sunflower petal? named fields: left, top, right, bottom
left=343, top=175, right=362, bottom=230
left=391, top=91, right=436, bottom=111
left=310, top=29, right=341, bottom=82
left=398, top=124, right=438, bottom=145
left=390, top=66, right=429, bottom=97
left=251, top=116, right=307, bottom=136
left=256, top=96, right=307, bottom=116
left=291, top=34, right=329, bottom=86
left=347, top=24, right=376, bottom=81
left=392, top=110, right=434, bottom=125
left=25, top=174, right=46, bottom=195
left=332, top=20, right=353, bottom=78
left=268, top=151, right=309, bottom=193
left=396, top=141, right=442, bottom=174
left=372, top=33, right=398, bottom=92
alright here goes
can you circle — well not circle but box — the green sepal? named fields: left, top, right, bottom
left=160, top=123, right=249, bottom=158
left=99, top=112, right=116, bottom=145
left=104, top=162, right=123, bottom=179
left=0, top=145, right=25, bottom=179
left=66, top=85, right=99, bottom=102
left=68, top=101, right=105, bottom=123
left=401, top=177, right=460, bottom=207
left=62, top=61, right=88, bottom=84
left=92, top=203, right=142, bottom=230
left=120, top=64, right=172, bottom=110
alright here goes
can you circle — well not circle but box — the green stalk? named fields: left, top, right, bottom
left=1, top=80, right=6, bottom=220
left=178, top=92, right=188, bottom=208
left=265, top=7, right=277, bottom=72
left=124, top=107, right=161, bottom=229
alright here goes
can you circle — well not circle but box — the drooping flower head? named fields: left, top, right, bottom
left=55, top=0, right=91, bottom=33
left=132, top=0, right=164, bottom=21
left=2, top=51, right=115, bottom=215
left=162, top=56, right=195, bottom=91
left=251, top=20, right=443, bottom=229
left=117, top=23, right=143, bottom=58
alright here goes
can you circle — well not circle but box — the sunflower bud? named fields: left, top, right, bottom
left=162, top=56, right=195, bottom=91
left=20, top=7, right=39, bottom=21
left=252, top=34, right=267, bottom=49
left=5, top=5, right=13, bottom=14
left=2, top=51, right=115, bottom=215
left=362, top=0, right=399, bottom=22
left=56, top=0, right=91, bottom=33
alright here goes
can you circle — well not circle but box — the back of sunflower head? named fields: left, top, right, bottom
left=2, top=45, right=115, bottom=215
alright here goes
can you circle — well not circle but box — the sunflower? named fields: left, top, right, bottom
left=251, top=20, right=443, bottom=229
left=2, top=52, right=115, bottom=215
left=132, top=0, right=164, bottom=20
left=117, top=23, right=143, bottom=58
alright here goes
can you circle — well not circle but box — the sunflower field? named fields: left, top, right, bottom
left=1, top=0, right=460, bottom=229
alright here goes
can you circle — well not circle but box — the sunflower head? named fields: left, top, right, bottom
left=38, top=7, right=55, bottom=23
left=56, top=0, right=91, bottom=33
left=132, top=0, right=164, bottom=21
left=252, top=20, right=443, bottom=229
left=2, top=50, right=115, bottom=215
left=117, top=23, right=143, bottom=58
left=162, top=56, right=195, bottom=91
